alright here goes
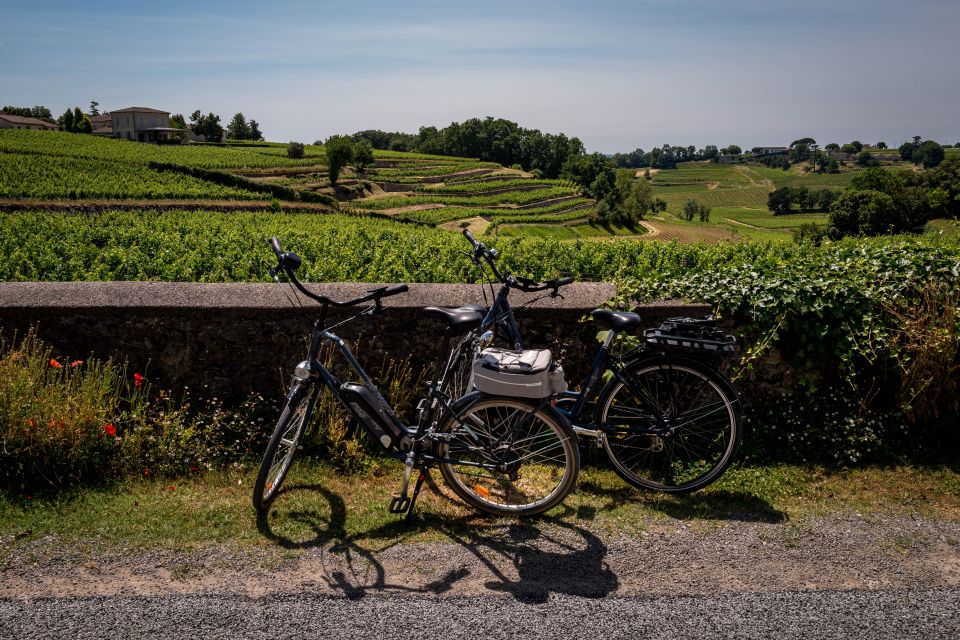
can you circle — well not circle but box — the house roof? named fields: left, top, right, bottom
left=0, top=113, right=57, bottom=127
left=90, top=114, right=112, bottom=124
left=92, top=127, right=113, bottom=134
left=111, top=107, right=170, bottom=115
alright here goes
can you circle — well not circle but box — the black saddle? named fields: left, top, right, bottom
left=590, top=308, right=643, bottom=332
left=424, top=304, right=486, bottom=331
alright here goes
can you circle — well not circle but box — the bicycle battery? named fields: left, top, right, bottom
left=339, top=382, right=408, bottom=452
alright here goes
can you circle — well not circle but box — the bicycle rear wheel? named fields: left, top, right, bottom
left=598, top=358, right=740, bottom=493
left=252, top=382, right=318, bottom=511
left=436, top=396, right=579, bottom=516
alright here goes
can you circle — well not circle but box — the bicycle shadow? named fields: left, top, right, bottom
left=256, top=484, right=619, bottom=602
left=574, top=478, right=788, bottom=524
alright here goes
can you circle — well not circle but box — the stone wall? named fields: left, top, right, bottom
left=0, top=282, right=711, bottom=402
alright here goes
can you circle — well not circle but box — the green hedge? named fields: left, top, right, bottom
left=148, top=162, right=338, bottom=206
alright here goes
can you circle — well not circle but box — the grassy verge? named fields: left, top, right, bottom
left=3, top=462, right=958, bottom=555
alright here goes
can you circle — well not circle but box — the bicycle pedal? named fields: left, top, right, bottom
left=388, top=493, right=411, bottom=514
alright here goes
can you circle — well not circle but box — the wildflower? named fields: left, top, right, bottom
left=134, top=373, right=146, bottom=388
left=69, top=360, right=84, bottom=368
left=103, top=423, right=117, bottom=437
left=168, top=485, right=175, bottom=492
left=143, top=467, right=150, bottom=476
left=25, top=419, right=35, bottom=428
left=49, top=359, right=62, bottom=369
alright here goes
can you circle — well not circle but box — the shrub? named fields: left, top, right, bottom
left=0, top=331, right=147, bottom=488
left=828, top=189, right=902, bottom=237
left=681, top=198, right=710, bottom=221
left=286, top=141, right=305, bottom=159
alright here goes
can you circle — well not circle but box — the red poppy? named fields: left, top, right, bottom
left=25, top=419, right=35, bottom=428
left=49, top=359, right=62, bottom=369
left=143, top=467, right=150, bottom=476
left=133, top=373, right=146, bottom=388
left=70, top=360, right=84, bottom=368
left=168, top=485, right=175, bottom=492
left=103, top=423, right=117, bottom=437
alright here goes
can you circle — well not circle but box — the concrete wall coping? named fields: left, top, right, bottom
left=0, top=282, right=709, bottom=317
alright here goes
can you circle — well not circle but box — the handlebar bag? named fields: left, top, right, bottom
left=472, top=348, right=568, bottom=398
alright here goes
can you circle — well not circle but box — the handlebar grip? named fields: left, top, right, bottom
left=269, top=237, right=283, bottom=258
left=381, top=284, right=409, bottom=298
left=462, top=228, right=478, bottom=247
left=557, top=277, right=574, bottom=287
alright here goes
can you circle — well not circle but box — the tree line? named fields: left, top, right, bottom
left=350, top=117, right=584, bottom=179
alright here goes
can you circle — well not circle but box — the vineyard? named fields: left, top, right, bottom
left=0, top=129, right=890, bottom=247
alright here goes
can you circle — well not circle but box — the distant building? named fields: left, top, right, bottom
left=90, top=114, right=113, bottom=136
left=0, top=114, right=58, bottom=131
left=110, top=107, right=179, bottom=142
left=750, top=146, right=788, bottom=157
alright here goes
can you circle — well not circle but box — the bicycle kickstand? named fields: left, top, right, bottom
left=389, top=453, right=417, bottom=516
left=403, top=471, right=426, bottom=523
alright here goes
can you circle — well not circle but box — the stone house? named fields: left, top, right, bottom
left=110, top=107, right=179, bottom=142
left=0, top=114, right=58, bottom=131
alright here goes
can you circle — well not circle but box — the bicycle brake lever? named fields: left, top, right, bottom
left=269, top=265, right=281, bottom=283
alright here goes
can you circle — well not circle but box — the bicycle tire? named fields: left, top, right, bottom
left=252, top=381, right=318, bottom=511
left=436, top=395, right=579, bottom=516
left=597, top=356, right=741, bottom=493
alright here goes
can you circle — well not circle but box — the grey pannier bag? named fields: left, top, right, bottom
left=472, top=348, right=568, bottom=399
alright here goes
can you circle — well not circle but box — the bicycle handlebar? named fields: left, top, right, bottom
left=269, top=237, right=409, bottom=307
left=461, top=229, right=573, bottom=294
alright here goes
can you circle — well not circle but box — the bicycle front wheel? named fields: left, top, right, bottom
left=436, top=396, right=579, bottom=516
left=252, top=382, right=318, bottom=511
left=598, top=358, right=741, bottom=493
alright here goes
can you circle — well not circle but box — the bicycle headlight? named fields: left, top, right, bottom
left=293, top=360, right=312, bottom=380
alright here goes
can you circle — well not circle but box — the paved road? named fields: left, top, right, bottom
left=3, top=588, right=959, bottom=640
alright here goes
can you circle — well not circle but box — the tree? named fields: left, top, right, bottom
left=824, top=157, right=840, bottom=173
left=726, top=144, right=742, bottom=155
left=248, top=120, right=263, bottom=141
left=59, top=108, right=74, bottom=132
left=790, top=137, right=816, bottom=148
left=227, top=113, right=251, bottom=140
left=876, top=141, right=887, bottom=149
left=286, top=141, right=305, bottom=159
left=89, top=101, right=100, bottom=116
left=3, top=105, right=53, bottom=122
left=856, top=151, right=879, bottom=167
left=700, top=145, right=719, bottom=161
left=652, top=198, right=668, bottom=213
left=825, top=143, right=840, bottom=152
left=681, top=199, right=710, bottom=222
left=324, top=135, right=355, bottom=184
left=170, top=114, right=186, bottom=129
left=850, top=140, right=863, bottom=152
left=768, top=187, right=794, bottom=215
left=915, top=141, right=945, bottom=169
left=354, top=140, right=374, bottom=173
left=840, top=143, right=857, bottom=154
left=189, top=110, right=224, bottom=142
left=828, top=190, right=901, bottom=237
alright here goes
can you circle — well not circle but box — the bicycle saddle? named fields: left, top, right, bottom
left=424, top=305, right=485, bottom=331
left=590, top=309, right=643, bottom=332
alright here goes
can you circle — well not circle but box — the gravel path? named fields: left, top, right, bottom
left=2, top=514, right=958, bottom=637
left=3, top=589, right=958, bottom=640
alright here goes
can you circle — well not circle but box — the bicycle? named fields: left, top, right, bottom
left=456, top=229, right=742, bottom=493
left=252, top=237, right=580, bottom=518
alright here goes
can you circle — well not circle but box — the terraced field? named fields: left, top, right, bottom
left=1, top=129, right=876, bottom=245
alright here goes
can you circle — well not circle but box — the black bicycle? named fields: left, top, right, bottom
left=252, top=237, right=580, bottom=518
left=457, top=229, right=742, bottom=493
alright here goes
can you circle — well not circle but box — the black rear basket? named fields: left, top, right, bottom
left=643, top=316, right=736, bottom=356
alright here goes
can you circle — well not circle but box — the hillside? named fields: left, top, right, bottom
left=0, top=130, right=915, bottom=245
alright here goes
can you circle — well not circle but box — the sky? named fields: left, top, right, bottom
left=1, top=0, right=958, bottom=153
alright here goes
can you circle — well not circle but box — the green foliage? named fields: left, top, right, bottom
left=0, top=130, right=326, bottom=168
left=227, top=113, right=251, bottom=141
left=0, top=332, right=147, bottom=488
left=286, top=141, right=305, bottom=159
left=617, top=236, right=960, bottom=463
left=189, top=110, right=223, bottom=142
left=681, top=198, right=711, bottom=222
left=828, top=189, right=900, bottom=236
left=2, top=105, right=54, bottom=121
left=324, top=135, right=355, bottom=184
left=0, top=154, right=262, bottom=200
left=147, top=162, right=336, bottom=205
left=353, top=140, right=374, bottom=173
